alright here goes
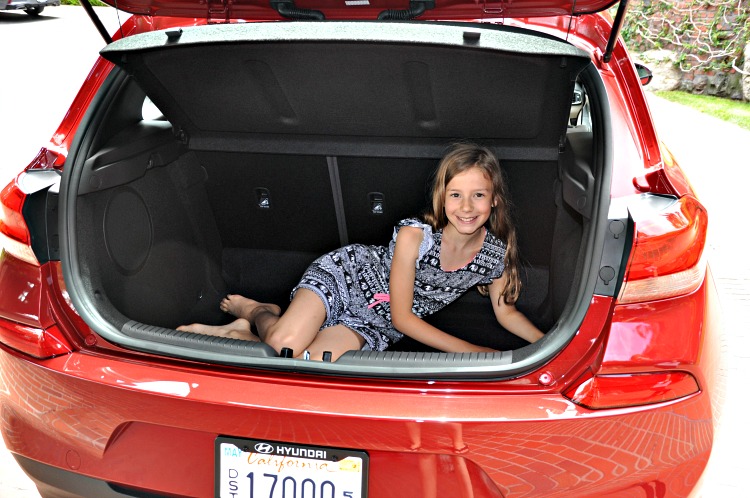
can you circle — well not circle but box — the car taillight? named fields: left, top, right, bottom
left=0, top=180, right=38, bottom=266
left=617, top=195, right=707, bottom=304
left=563, top=371, right=700, bottom=410
left=1, top=149, right=62, bottom=266
left=0, top=149, right=71, bottom=359
left=0, top=318, right=72, bottom=359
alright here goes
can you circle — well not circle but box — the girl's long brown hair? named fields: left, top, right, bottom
left=423, top=143, right=521, bottom=305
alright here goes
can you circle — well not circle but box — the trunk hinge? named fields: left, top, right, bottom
left=79, top=0, right=113, bottom=44
left=603, top=0, right=631, bottom=63
left=208, top=0, right=231, bottom=24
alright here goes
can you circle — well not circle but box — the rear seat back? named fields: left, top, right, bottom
left=199, top=151, right=340, bottom=253
left=201, top=152, right=557, bottom=264
left=337, top=156, right=434, bottom=245
left=202, top=152, right=558, bottom=350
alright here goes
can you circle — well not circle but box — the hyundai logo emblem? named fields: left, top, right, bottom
left=254, top=443, right=274, bottom=454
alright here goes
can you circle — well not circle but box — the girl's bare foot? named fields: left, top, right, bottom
left=220, top=295, right=281, bottom=323
left=177, top=318, right=259, bottom=341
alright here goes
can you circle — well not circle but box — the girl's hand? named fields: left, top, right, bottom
left=488, top=275, right=545, bottom=343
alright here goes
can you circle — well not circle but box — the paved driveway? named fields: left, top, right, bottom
left=1, top=5, right=748, bottom=497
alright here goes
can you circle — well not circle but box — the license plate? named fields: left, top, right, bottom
left=216, top=437, right=368, bottom=498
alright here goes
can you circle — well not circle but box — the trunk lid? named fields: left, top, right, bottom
left=96, top=0, right=618, bottom=19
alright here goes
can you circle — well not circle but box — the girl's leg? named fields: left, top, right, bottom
left=176, top=318, right=258, bottom=341
left=220, top=290, right=328, bottom=355
left=299, top=324, right=366, bottom=362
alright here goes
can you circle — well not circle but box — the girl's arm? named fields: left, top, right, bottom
left=389, top=227, right=495, bottom=353
left=487, top=274, right=545, bottom=343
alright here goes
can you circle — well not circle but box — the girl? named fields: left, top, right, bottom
left=178, top=143, right=544, bottom=360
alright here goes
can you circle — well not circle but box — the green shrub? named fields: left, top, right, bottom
left=62, top=0, right=110, bottom=6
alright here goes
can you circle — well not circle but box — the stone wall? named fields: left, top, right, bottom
left=636, top=46, right=749, bottom=100
left=623, top=0, right=749, bottom=101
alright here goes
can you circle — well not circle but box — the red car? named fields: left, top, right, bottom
left=0, top=0, right=720, bottom=497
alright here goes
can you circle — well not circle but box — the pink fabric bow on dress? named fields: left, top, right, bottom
left=368, top=293, right=391, bottom=308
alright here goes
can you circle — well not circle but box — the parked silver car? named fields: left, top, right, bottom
left=0, top=0, right=60, bottom=16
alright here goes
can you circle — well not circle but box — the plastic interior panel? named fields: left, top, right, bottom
left=100, top=22, right=591, bottom=155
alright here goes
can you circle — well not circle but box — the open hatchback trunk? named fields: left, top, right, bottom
left=56, top=20, right=614, bottom=378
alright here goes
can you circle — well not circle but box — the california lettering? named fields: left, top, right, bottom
left=247, top=453, right=337, bottom=474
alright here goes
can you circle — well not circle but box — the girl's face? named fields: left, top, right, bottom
left=443, top=167, right=494, bottom=237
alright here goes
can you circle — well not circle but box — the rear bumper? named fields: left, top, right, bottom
left=13, top=455, right=139, bottom=498
left=0, top=346, right=714, bottom=498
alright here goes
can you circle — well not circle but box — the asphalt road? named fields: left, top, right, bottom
left=1, top=5, right=748, bottom=498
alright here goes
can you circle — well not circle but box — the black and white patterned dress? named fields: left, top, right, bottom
left=292, top=218, right=507, bottom=351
